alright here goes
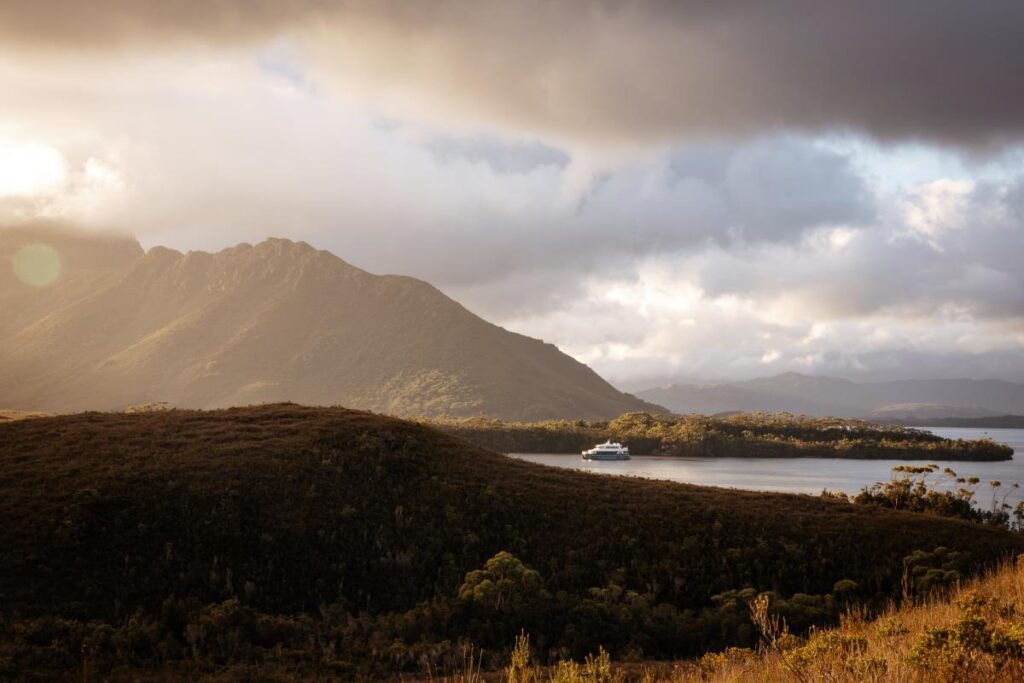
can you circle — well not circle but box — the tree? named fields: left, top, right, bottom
left=459, top=551, right=545, bottom=611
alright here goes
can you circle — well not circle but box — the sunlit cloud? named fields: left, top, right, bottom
left=0, top=139, right=66, bottom=197
left=1, top=4, right=1022, bottom=386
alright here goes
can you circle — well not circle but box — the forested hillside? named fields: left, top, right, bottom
left=428, top=412, right=1014, bottom=460
left=0, top=405, right=1020, bottom=679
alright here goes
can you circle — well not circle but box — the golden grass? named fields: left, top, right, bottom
left=431, top=558, right=1024, bottom=682
left=672, top=556, right=1024, bottom=682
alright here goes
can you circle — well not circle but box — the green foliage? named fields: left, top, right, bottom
left=908, top=592, right=1024, bottom=675
left=902, top=547, right=969, bottom=597
left=459, top=552, right=546, bottom=611
left=851, top=464, right=1020, bottom=530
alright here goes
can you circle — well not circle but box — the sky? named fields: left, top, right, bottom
left=1, top=1, right=1023, bottom=388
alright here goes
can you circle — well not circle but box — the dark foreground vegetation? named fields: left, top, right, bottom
left=427, top=411, right=1014, bottom=460
left=0, top=404, right=1021, bottom=680
left=489, top=558, right=1024, bottom=681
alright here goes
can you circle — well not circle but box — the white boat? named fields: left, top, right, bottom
left=582, top=440, right=631, bottom=460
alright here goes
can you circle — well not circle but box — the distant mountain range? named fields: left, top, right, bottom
left=0, top=227, right=658, bottom=420
left=638, top=372, right=1024, bottom=419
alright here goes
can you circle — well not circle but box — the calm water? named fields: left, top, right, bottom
left=509, top=427, right=1024, bottom=507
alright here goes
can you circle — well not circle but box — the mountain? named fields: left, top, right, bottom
left=1, top=405, right=1019, bottom=678
left=0, top=224, right=144, bottom=340
left=640, top=371, right=1024, bottom=418
left=0, top=227, right=658, bottom=419
left=639, top=380, right=860, bottom=417
left=867, top=403, right=1003, bottom=421
left=881, top=414, right=1024, bottom=428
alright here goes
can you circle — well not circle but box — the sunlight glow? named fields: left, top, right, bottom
left=0, top=140, right=66, bottom=197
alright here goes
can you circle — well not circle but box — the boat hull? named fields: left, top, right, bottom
left=582, top=453, right=631, bottom=461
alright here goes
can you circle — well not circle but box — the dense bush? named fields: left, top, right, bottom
left=428, top=411, right=1013, bottom=460
left=0, top=404, right=1020, bottom=679
left=844, top=464, right=1024, bottom=530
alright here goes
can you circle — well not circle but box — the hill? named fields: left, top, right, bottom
left=0, top=227, right=657, bottom=420
left=0, top=404, right=1021, bottom=679
left=868, top=403, right=1003, bottom=421
left=639, top=372, right=1024, bottom=419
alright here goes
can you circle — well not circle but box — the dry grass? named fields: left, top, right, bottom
left=424, top=558, right=1024, bottom=682
left=648, top=558, right=1024, bottom=682
left=685, top=557, right=1024, bottom=682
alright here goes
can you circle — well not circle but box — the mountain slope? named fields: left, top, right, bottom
left=640, top=372, right=1024, bottom=418
left=0, top=229, right=657, bottom=419
left=0, top=224, right=144, bottom=339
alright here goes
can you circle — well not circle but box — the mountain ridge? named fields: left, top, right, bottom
left=0, top=227, right=659, bottom=419
left=640, top=372, right=1024, bottom=418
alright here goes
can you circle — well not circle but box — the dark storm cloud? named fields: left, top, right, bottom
left=3, top=1, right=1024, bottom=147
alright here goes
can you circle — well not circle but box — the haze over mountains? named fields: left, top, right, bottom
left=7, top=227, right=1024, bottom=422
left=639, top=373, right=1024, bottom=420
left=0, top=227, right=657, bottom=420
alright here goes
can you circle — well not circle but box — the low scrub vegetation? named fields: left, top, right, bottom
left=0, top=405, right=1020, bottom=679
left=684, top=557, right=1024, bottom=682
left=428, top=411, right=1014, bottom=460
left=427, top=556, right=1024, bottom=681
left=832, top=463, right=1024, bottom=531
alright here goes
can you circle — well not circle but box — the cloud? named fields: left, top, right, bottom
left=509, top=252, right=1024, bottom=386
left=423, top=135, right=569, bottom=175
left=518, top=173, right=1024, bottom=384
left=0, top=51, right=876, bottom=294
left=3, top=2, right=1024, bottom=148
left=2, top=23, right=1023, bottom=385
left=677, top=170, right=1024, bottom=313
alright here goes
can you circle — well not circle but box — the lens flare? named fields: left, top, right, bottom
left=12, top=244, right=62, bottom=287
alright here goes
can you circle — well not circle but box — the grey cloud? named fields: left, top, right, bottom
left=677, top=138, right=874, bottom=241
left=691, top=175, right=1024, bottom=323
left=5, top=36, right=1022, bottom=385
left=399, top=135, right=874, bottom=305
left=423, top=135, right=569, bottom=174
left=5, top=2, right=1024, bottom=147
left=828, top=349, right=1024, bottom=384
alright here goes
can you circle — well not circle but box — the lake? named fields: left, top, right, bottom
left=509, top=427, right=1024, bottom=507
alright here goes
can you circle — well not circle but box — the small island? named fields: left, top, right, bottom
left=427, top=411, right=1015, bottom=461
